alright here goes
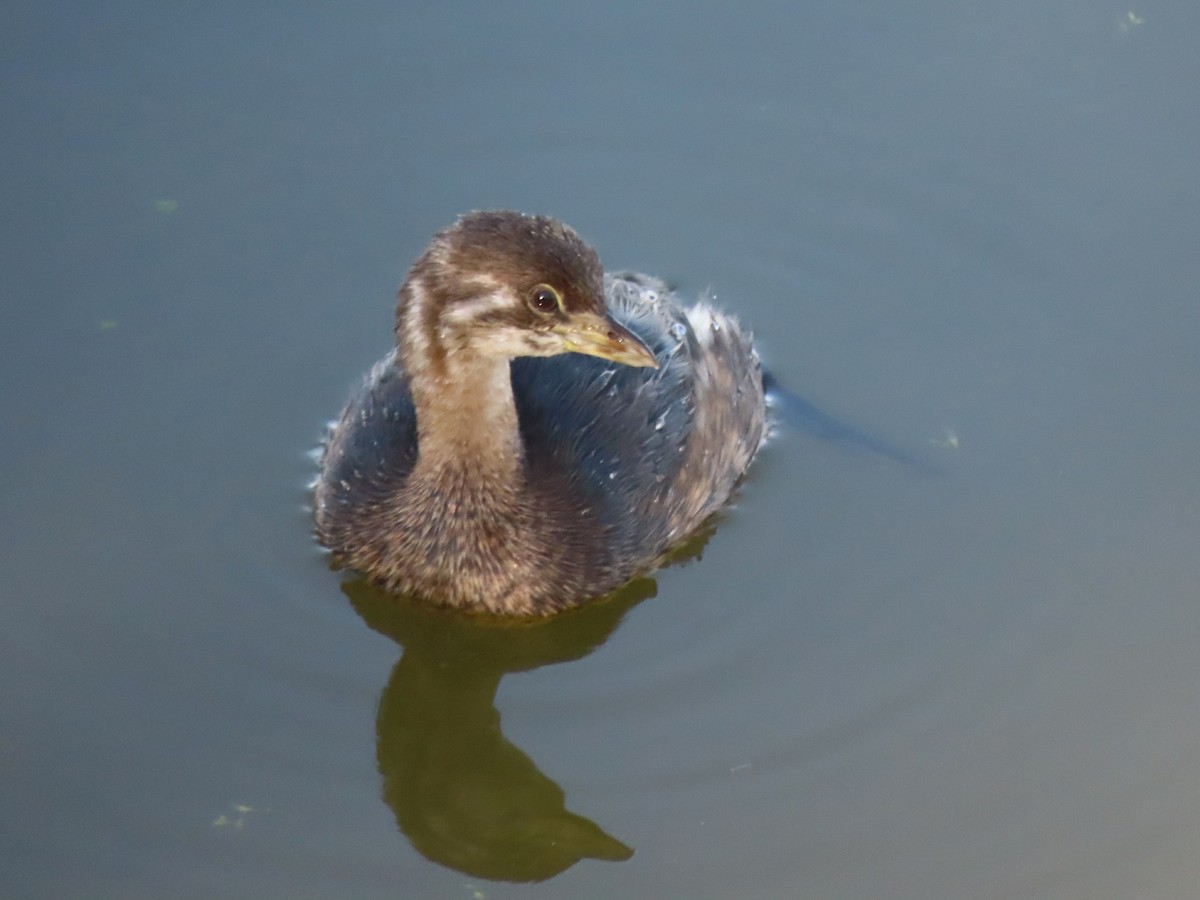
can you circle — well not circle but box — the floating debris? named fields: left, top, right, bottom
left=211, top=803, right=263, bottom=832
left=930, top=428, right=960, bottom=450
left=1117, top=10, right=1145, bottom=33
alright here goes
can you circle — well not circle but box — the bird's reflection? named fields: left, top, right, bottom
left=344, top=574, right=661, bottom=882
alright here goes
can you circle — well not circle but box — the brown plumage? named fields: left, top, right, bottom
left=314, top=211, right=766, bottom=615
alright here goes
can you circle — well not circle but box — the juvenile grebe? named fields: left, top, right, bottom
left=314, top=211, right=766, bottom=615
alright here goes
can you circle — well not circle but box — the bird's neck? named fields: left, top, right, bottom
left=396, top=273, right=524, bottom=486
left=407, top=352, right=524, bottom=486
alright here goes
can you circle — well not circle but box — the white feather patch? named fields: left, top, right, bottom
left=685, top=303, right=717, bottom=347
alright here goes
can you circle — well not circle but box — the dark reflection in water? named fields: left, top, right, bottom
left=345, top=576, right=655, bottom=882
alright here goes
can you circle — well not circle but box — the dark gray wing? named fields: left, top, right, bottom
left=512, top=272, right=698, bottom=551
left=314, top=352, right=418, bottom=530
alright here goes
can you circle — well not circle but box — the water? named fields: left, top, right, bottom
left=3, top=2, right=1199, bottom=897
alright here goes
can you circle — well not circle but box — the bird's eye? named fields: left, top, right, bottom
left=527, top=284, right=563, bottom=315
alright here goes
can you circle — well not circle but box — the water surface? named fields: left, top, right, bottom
left=3, top=2, right=1199, bottom=898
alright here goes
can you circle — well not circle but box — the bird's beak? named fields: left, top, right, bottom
left=553, top=313, right=659, bottom=368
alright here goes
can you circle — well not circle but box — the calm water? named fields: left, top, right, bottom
left=3, top=2, right=1199, bottom=897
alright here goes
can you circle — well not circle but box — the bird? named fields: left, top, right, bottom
left=313, top=210, right=766, bottom=615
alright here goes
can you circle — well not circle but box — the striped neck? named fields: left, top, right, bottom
left=397, top=275, right=523, bottom=483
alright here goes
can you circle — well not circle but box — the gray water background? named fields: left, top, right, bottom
left=3, top=2, right=1199, bottom=897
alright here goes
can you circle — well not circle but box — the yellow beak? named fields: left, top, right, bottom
left=553, top=313, right=659, bottom=368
